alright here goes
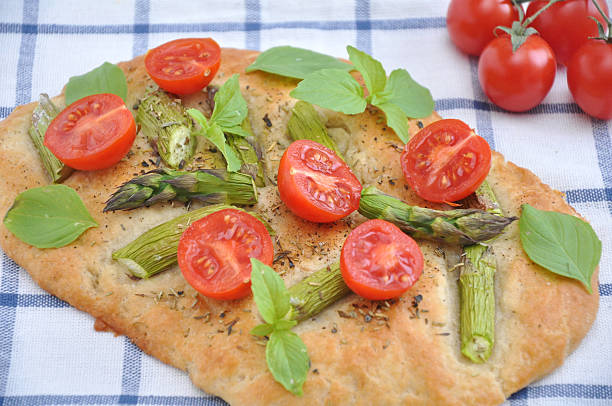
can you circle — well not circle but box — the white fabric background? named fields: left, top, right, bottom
left=0, top=0, right=610, bottom=405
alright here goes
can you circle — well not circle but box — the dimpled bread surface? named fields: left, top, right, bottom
left=0, top=48, right=599, bottom=405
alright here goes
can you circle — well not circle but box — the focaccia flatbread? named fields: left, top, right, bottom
left=0, top=48, right=598, bottom=405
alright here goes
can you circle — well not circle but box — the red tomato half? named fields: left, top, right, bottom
left=277, top=140, right=362, bottom=223
left=44, top=93, right=136, bottom=171
left=526, top=0, right=609, bottom=66
left=177, top=209, right=274, bottom=301
left=568, top=40, right=612, bottom=120
left=401, top=119, right=491, bottom=203
left=145, top=38, right=221, bottom=95
left=341, top=219, right=424, bottom=301
left=446, top=0, right=520, bottom=56
left=478, top=34, right=556, bottom=112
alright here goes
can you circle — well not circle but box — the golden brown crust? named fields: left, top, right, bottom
left=0, top=48, right=598, bottom=405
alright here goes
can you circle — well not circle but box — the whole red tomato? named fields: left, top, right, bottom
left=447, top=0, right=520, bottom=56
left=567, top=40, right=612, bottom=120
left=478, top=34, right=557, bottom=112
left=526, top=0, right=610, bottom=65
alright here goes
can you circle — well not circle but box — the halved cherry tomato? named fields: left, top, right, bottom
left=277, top=140, right=362, bottom=223
left=401, top=119, right=491, bottom=203
left=177, top=209, right=273, bottom=301
left=145, top=38, right=221, bottom=95
left=341, top=219, right=423, bottom=301
left=44, top=93, right=136, bottom=171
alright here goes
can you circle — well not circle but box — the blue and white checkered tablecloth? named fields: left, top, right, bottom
left=0, top=1, right=610, bottom=405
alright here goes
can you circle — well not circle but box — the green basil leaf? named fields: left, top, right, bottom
left=186, top=108, right=210, bottom=131
left=382, top=69, right=434, bottom=119
left=266, top=329, right=310, bottom=396
left=223, top=125, right=251, bottom=138
left=290, top=69, right=367, bottom=115
left=250, top=258, right=291, bottom=324
left=3, top=185, right=98, bottom=248
left=65, top=62, right=128, bottom=106
left=206, top=125, right=242, bottom=172
left=274, top=319, right=298, bottom=331
left=374, top=102, right=410, bottom=144
left=346, top=45, right=387, bottom=98
left=188, top=110, right=242, bottom=172
left=210, top=74, right=248, bottom=130
left=246, top=46, right=353, bottom=79
left=519, top=204, right=601, bottom=293
left=250, top=323, right=274, bottom=337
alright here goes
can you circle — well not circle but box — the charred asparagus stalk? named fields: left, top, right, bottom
left=460, top=180, right=502, bottom=363
left=358, top=186, right=516, bottom=245
left=112, top=204, right=273, bottom=278
left=288, top=101, right=344, bottom=159
left=227, top=117, right=266, bottom=187
left=104, top=168, right=257, bottom=212
left=28, top=94, right=73, bottom=183
left=287, top=262, right=350, bottom=322
left=137, top=90, right=195, bottom=169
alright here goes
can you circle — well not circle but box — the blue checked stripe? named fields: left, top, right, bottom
left=0, top=254, right=20, bottom=403
left=435, top=98, right=585, bottom=115
left=0, top=293, right=68, bottom=308
left=0, top=395, right=227, bottom=405
left=118, top=339, right=143, bottom=405
left=132, top=0, right=150, bottom=57
left=510, top=385, right=612, bottom=401
left=355, top=0, right=371, bottom=54
left=468, top=57, right=495, bottom=150
left=565, top=188, right=612, bottom=204
left=0, top=1, right=38, bottom=401
left=0, top=107, right=12, bottom=119
left=0, top=17, right=447, bottom=35
left=245, top=0, right=261, bottom=50
left=0, top=386, right=609, bottom=404
left=592, top=119, right=612, bottom=216
left=14, top=1, right=38, bottom=106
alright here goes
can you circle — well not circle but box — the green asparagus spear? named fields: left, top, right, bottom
left=287, top=262, right=350, bottom=322
left=227, top=117, right=266, bottom=187
left=460, top=180, right=502, bottom=363
left=137, top=90, right=195, bottom=169
left=103, top=168, right=257, bottom=212
left=288, top=101, right=344, bottom=159
left=112, top=204, right=273, bottom=278
left=28, top=94, right=73, bottom=183
left=358, top=186, right=516, bottom=245
left=460, top=243, right=495, bottom=363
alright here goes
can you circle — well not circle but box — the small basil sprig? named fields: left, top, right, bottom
left=188, top=74, right=249, bottom=172
left=290, top=45, right=434, bottom=143
left=3, top=185, right=98, bottom=248
left=65, top=62, right=128, bottom=105
left=246, top=46, right=353, bottom=79
left=519, top=204, right=601, bottom=293
left=250, top=258, right=309, bottom=396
